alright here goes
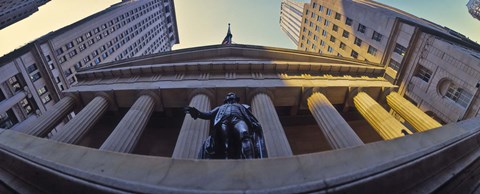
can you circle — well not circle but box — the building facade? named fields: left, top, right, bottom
left=468, top=0, right=480, bottom=21
left=0, top=44, right=479, bottom=193
left=0, top=0, right=50, bottom=30
left=295, top=0, right=480, bottom=124
left=279, top=0, right=305, bottom=46
left=0, top=0, right=179, bottom=130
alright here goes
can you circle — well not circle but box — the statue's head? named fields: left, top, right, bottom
left=224, top=92, right=240, bottom=103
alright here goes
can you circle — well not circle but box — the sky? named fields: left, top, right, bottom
left=0, top=0, right=479, bottom=57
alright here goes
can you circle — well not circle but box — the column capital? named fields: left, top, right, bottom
left=94, top=91, right=115, bottom=110
left=247, top=87, right=274, bottom=104
left=137, top=90, right=162, bottom=111
left=188, top=88, right=215, bottom=105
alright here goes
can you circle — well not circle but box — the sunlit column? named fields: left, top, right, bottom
left=172, top=93, right=211, bottom=159
left=251, top=93, right=292, bottom=157
left=14, top=96, right=74, bottom=137
left=50, top=96, right=109, bottom=144
left=307, top=92, right=364, bottom=149
left=354, top=92, right=412, bottom=140
left=100, top=94, right=155, bottom=153
left=386, top=92, right=441, bottom=132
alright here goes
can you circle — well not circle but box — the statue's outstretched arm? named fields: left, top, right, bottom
left=184, top=106, right=218, bottom=120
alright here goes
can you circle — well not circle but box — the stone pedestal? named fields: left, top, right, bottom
left=307, top=92, right=363, bottom=149
left=14, top=96, right=74, bottom=137
left=354, top=92, right=412, bottom=140
left=100, top=95, right=155, bottom=153
left=251, top=93, right=292, bottom=157
left=50, top=96, right=108, bottom=144
left=172, top=94, right=211, bottom=159
left=387, top=92, right=441, bottom=132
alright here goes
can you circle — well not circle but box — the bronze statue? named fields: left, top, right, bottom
left=185, top=92, right=267, bottom=159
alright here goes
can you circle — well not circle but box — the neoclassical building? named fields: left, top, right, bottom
left=1, top=44, right=479, bottom=193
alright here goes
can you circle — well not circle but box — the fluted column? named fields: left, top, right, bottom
left=387, top=92, right=442, bottom=132
left=307, top=92, right=364, bottom=149
left=0, top=91, right=27, bottom=114
left=50, top=96, right=109, bottom=144
left=99, top=94, right=155, bottom=153
left=251, top=93, right=292, bottom=157
left=354, top=92, right=412, bottom=140
left=14, top=96, right=74, bottom=137
left=172, top=94, right=211, bottom=159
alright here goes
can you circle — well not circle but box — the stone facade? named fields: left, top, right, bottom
left=468, top=0, right=480, bottom=21
left=0, top=0, right=50, bottom=30
left=279, top=0, right=305, bottom=46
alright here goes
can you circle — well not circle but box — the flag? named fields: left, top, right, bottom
left=222, top=23, right=233, bottom=45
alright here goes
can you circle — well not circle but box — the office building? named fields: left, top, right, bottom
left=279, top=0, right=305, bottom=46
left=0, top=0, right=50, bottom=30
left=0, top=0, right=179, bottom=130
left=0, top=44, right=478, bottom=193
left=296, top=0, right=480, bottom=124
left=468, top=0, right=480, bottom=21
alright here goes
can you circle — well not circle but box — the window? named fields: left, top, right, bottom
left=102, top=52, right=109, bottom=59
left=8, top=75, right=22, bottom=93
left=339, top=42, right=346, bottom=50
left=94, top=27, right=100, bottom=34
left=304, top=18, right=308, bottom=24
left=68, top=49, right=77, bottom=57
left=76, top=36, right=84, bottom=43
left=66, top=42, right=74, bottom=49
left=20, top=98, right=33, bottom=114
left=326, top=8, right=332, bottom=16
left=64, top=68, right=73, bottom=77
left=357, top=23, right=366, bottom=33
left=446, top=86, right=472, bottom=108
left=324, top=19, right=330, bottom=26
left=342, top=30, right=349, bottom=38
left=367, top=45, right=377, bottom=56
left=322, top=30, right=327, bottom=37
left=320, top=40, right=325, bottom=46
left=94, top=57, right=101, bottom=64
left=315, top=25, right=320, bottom=32
left=92, top=50, right=99, bottom=57
left=26, top=63, right=37, bottom=73
left=74, top=62, right=82, bottom=70
left=88, top=39, right=95, bottom=45
left=85, top=32, right=92, bottom=38
left=415, top=65, right=432, bottom=82
left=311, top=12, right=315, bottom=18
left=313, top=35, right=318, bottom=41
left=79, top=44, right=86, bottom=51
left=83, top=56, right=91, bottom=63
left=354, top=37, right=362, bottom=46
left=56, top=48, right=64, bottom=55
left=311, top=44, right=316, bottom=49
left=327, top=46, right=333, bottom=53
left=309, top=21, right=313, bottom=27
left=319, top=5, right=324, bottom=12
left=42, top=95, right=52, bottom=104
left=316, top=15, right=321, bottom=22
left=345, top=17, right=353, bottom=26
left=388, top=59, right=401, bottom=71
left=30, top=72, right=41, bottom=82
left=332, top=24, right=338, bottom=32
left=37, top=86, right=47, bottom=95
left=330, top=36, right=336, bottom=43
left=335, top=12, right=341, bottom=20
left=312, top=2, right=317, bottom=8
left=372, top=31, right=383, bottom=42
left=394, top=43, right=407, bottom=56
left=351, top=50, right=358, bottom=59
left=96, top=34, right=103, bottom=40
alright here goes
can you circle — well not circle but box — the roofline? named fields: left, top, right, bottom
left=169, top=0, right=180, bottom=44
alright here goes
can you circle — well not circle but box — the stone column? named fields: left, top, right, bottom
left=14, top=96, right=74, bottom=137
left=0, top=91, right=27, bottom=114
left=251, top=93, right=292, bottom=157
left=307, top=92, right=364, bottom=149
left=354, top=92, right=412, bottom=140
left=99, top=94, right=156, bottom=153
left=387, top=92, right=442, bottom=132
left=50, top=96, right=109, bottom=144
left=172, top=93, right=211, bottom=159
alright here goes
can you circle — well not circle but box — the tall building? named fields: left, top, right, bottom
left=279, top=0, right=305, bottom=46
left=0, top=44, right=479, bottom=193
left=0, top=0, right=178, bottom=130
left=0, top=0, right=50, bottom=30
left=468, top=0, right=480, bottom=21
left=295, top=0, right=480, bottom=124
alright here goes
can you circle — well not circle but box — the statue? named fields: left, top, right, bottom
left=185, top=92, right=267, bottom=159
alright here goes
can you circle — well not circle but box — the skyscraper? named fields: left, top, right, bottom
left=279, top=0, right=305, bottom=46
left=468, top=0, right=480, bottom=21
left=294, top=0, right=480, bottom=124
left=0, top=0, right=179, bottom=130
left=0, top=0, right=50, bottom=30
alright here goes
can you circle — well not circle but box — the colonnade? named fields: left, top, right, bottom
left=11, top=89, right=442, bottom=158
